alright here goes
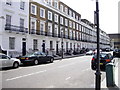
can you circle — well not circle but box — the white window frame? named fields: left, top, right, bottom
left=69, top=20, right=72, bottom=28
left=20, top=18, right=24, bottom=31
left=48, top=0, right=52, bottom=5
left=69, top=10, right=72, bottom=17
left=48, top=11, right=52, bottom=20
left=31, top=19, right=36, bottom=33
left=73, top=12, right=75, bottom=18
left=69, top=29, right=72, bottom=38
left=48, top=23, right=52, bottom=33
left=76, top=15, right=78, bottom=20
left=54, top=24, right=58, bottom=35
left=9, top=37, right=15, bottom=50
left=65, top=19, right=68, bottom=26
left=60, top=16, right=63, bottom=25
left=6, top=14, right=11, bottom=25
left=20, top=1, right=25, bottom=10
left=73, top=31, right=75, bottom=38
left=60, top=4, right=63, bottom=12
left=33, top=39, right=38, bottom=50
left=54, top=14, right=58, bottom=23
left=65, top=28, right=68, bottom=36
left=76, top=32, right=78, bottom=40
left=76, top=23, right=79, bottom=30
left=40, top=8, right=45, bottom=18
left=31, top=4, right=37, bottom=15
left=54, top=0, right=58, bottom=9
left=73, top=22, right=75, bottom=29
left=65, top=7, right=68, bottom=15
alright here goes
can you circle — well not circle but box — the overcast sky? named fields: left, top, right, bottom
left=60, top=0, right=119, bottom=34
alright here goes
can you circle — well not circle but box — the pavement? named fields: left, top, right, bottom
left=101, top=58, right=120, bottom=90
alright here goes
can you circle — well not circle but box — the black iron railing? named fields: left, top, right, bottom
left=5, top=24, right=28, bottom=33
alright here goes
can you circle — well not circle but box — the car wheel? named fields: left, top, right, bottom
left=13, top=62, right=19, bottom=68
left=34, top=60, right=39, bottom=65
left=50, top=58, right=54, bottom=63
left=91, top=65, right=96, bottom=70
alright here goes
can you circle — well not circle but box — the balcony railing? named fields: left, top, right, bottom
left=5, top=24, right=28, bottom=33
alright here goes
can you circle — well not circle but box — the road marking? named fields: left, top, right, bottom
left=65, top=77, right=71, bottom=80
left=46, top=85, right=55, bottom=88
left=57, top=63, right=75, bottom=68
left=6, top=70, right=47, bottom=81
left=82, top=68, right=90, bottom=72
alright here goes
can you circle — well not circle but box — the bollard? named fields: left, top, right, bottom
left=105, top=63, right=115, bottom=87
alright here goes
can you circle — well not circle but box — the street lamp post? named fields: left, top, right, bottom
left=61, top=29, right=64, bottom=59
left=95, top=0, right=101, bottom=90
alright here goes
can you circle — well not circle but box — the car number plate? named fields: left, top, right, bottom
left=21, top=58, right=25, bottom=59
left=100, top=63, right=103, bottom=65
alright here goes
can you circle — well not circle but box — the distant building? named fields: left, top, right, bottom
left=108, top=34, right=120, bottom=49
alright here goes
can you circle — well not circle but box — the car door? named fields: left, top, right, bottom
left=1, top=55, right=11, bottom=67
left=37, top=53, right=44, bottom=62
left=0, top=55, right=3, bottom=68
left=41, top=52, right=48, bottom=62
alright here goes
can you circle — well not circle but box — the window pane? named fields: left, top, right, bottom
left=20, top=1, right=25, bottom=10
left=9, top=37, right=15, bottom=49
left=6, top=15, right=11, bottom=25
left=33, top=39, right=38, bottom=50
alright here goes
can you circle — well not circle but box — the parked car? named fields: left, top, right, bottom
left=0, top=53, right=21, bottom=69
left=19, top=52, right=54, bottom=65
left=91, top=53, right=113, bottom=70
left=86, top=50, right=94, bottom=55
left=113, top=49, right=120, bottom=58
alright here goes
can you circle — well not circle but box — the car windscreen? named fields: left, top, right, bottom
left=94, top=53, right=107, bottom=59
left=24, top=53, right=36, bottom=57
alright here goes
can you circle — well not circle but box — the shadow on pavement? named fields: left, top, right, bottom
left=108, top=85, right=119, bottom=90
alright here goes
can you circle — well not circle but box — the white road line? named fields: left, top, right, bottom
left=57, top=63, right=75, bottom=68
left=46, top=85, right=55, bottom=88
left=65, top=77, right=71, bottom=80
left=6, top=70, right=47, bottom=81
left=82, top=68, right=90, bottom=72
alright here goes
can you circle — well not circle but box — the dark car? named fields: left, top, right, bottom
left=19, top=52, right=54, bottom=65
left=113, top=49, right=120, bottom=58
left=91, top=53, right=113, bottom=70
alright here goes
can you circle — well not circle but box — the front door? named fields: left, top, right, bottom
left=42, top=43, right=45, bottom=53
left=56, top=42, right=58, bottom=54
left=22, top=42, right=26, bottom=56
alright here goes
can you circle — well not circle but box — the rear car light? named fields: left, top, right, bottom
left=106, top=59, right=111, bottom=62
left=92, top=58, right=95, bottom=61
left=26, top=58, right=29, bottom=60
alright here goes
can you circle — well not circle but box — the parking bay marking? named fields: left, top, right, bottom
left=65, top=77, right=71, bottom=80
left=6, top=70, right=47, bottom=81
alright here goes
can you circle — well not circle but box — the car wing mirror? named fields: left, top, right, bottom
left=8, top=56, right=11, bottom=59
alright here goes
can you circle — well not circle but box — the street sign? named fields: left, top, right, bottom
left=94, top=11, right=97, bottom=26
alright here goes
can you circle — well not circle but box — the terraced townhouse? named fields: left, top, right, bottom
left=0, top=0, right=110, bottom=57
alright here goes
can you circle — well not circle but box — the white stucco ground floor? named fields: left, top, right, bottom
left=0, top=32, right=110, bottom=57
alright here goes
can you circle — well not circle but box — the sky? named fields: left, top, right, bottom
left=60, top=0, right=119, bottom=34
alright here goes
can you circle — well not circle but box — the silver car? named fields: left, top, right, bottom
left=0, top=53, right=21, bottom=68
